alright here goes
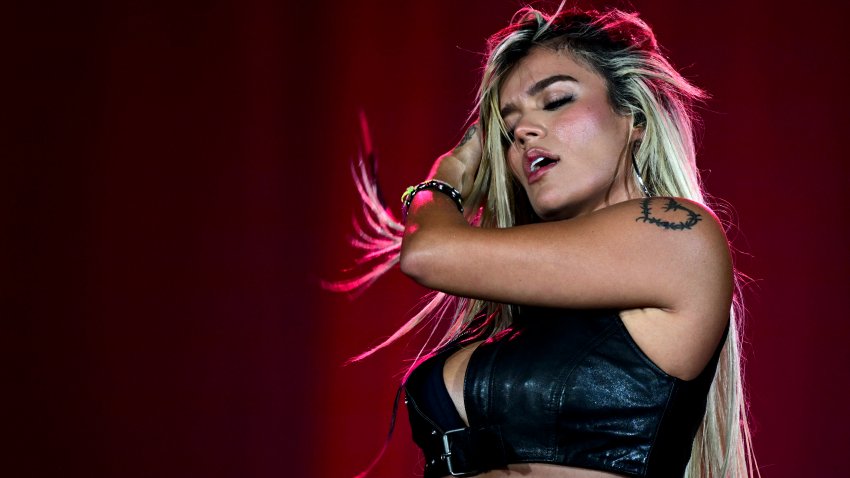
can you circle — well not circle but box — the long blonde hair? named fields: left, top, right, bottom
left=330, top=6, right=756, bottom=478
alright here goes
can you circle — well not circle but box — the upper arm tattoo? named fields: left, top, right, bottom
left=636, top=198, right=702, bottom=231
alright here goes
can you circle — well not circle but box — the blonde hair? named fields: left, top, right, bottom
left=330, top=6, right=756, bottom=478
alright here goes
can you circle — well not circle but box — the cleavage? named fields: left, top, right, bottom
left=441, top=340, right=485, bottom=427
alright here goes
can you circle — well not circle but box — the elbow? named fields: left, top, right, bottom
left=399, top=235, right=426, bottom=284
left=400, top=218, right=468, bottom=288
left=399, top=229, right=437, bottom=286
left=399, top=252, right=420, bottom=282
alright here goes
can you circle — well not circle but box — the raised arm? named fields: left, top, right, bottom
left=401, top=192, right=732, bottom=314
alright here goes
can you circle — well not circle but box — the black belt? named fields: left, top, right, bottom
left=424, top=425, right=508, bottom=478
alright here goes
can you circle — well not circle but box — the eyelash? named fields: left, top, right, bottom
left=505, top=95, right=575, bottom=143
left=544, top=95, right=574, bottom=110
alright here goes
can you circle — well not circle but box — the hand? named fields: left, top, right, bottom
left=428, top=123, right=482, bottom=198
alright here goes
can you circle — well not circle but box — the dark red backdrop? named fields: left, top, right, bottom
left=7, top=0, right=849, bottom=477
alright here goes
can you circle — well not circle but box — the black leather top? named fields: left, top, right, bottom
left=403, top=307, right=724, bottom=478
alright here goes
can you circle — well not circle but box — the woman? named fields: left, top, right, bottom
left=334, top=6, right=756, bottom=478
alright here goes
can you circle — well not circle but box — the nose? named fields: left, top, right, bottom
left=513, top=116, right=545, bottom=147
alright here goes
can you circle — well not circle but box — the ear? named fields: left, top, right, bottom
left=631, top=122, right=645, bottom=143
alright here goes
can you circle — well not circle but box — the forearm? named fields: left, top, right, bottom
left=399, top=156, right=471, bottom=285
left=400, top=124, right=481, bottom=285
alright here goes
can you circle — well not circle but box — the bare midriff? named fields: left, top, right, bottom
left=441, top=463, right=627, bottom=477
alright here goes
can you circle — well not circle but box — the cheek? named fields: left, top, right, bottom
left=506, top=148, right=524, bottom=179
left=552, top=107, right=625, bottom=162
left=551, top=108, right=596, bottom=144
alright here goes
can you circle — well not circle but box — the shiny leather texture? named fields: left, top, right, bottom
left=404, top=307, right=723, bottom=478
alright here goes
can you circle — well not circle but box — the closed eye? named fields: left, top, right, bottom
left=502, top=95, right=574, bottom=145
left=544, top=95, right=574, bottom=111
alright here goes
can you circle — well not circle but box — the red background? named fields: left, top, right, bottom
left=7, top=0, right=850, bottom=477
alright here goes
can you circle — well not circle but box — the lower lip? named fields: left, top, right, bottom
left=528, top=161, right=559, bottom=184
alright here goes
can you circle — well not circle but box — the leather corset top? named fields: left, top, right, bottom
left=403, top=308, right=724, bottom=478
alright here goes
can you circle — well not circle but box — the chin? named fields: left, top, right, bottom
left=531, top=192, right=601, bottom=221
left=528, top=192, right=575, bottom=222
left=531, top=203, right=572, bottom=222
left=529, top=184, right=614, bottom=221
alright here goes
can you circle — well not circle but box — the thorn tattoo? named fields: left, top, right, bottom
left=636, top=198, right=702, bottom=230
left=455, top=124, right=477, bottom=150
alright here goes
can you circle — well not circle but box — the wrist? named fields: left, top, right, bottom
left=401, top=179, right=464, bottom=221
left=428, top=154, right=466, bottom=196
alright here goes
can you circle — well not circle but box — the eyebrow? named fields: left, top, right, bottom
left=500, top=74, right=579, bottom=118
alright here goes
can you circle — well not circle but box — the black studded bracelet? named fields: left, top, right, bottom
left=400, top=180, right=464, bottom=221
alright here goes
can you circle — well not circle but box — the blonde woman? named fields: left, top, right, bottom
left=337, top=6, right=756, bottom=478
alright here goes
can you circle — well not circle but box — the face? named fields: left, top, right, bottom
left=499, top=46, right=641, bottom=221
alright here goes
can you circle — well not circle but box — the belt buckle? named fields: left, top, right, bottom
left=441, top=427, right=478, bottom=477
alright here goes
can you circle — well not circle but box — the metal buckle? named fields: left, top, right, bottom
left=441, top=427, right=478, bottom=476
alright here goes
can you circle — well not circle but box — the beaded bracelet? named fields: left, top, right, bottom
left=400, top=179, right=464, bottom=220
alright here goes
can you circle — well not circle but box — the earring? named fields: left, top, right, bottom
left=631, top=146, right=651, bottom=197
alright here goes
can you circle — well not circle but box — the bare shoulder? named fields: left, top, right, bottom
left=596, top=196, right=732, bottom=300
left=580, top=197, right=730, bottom=279
left=534, top=196, right=733, bottom=315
